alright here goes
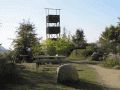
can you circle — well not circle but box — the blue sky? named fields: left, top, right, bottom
left=0, top=0, right=120, bottom=49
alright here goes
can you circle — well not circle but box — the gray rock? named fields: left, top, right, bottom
left=57, top=64, right=79, bottom=83
left=113, top=65, right=120, bottom=69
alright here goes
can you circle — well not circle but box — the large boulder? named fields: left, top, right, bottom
left=57, top=64, right=79, bottom=83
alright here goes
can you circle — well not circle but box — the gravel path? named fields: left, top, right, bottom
left=89, top=65, right=120, bottom=89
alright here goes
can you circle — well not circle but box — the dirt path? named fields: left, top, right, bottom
left=89, top=65, right=120, bottom=89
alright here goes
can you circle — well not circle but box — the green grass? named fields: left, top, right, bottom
left=0, top=63, right=109, bottom=90
left=74, top=64, right=97, bottom=83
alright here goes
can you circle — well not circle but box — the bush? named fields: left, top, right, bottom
left=42, top=38, right=74, bottom=56
left=81, top=48, right=94, bottom=57
left=103, top=58, right=120, bottom=67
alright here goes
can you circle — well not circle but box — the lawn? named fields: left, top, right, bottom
left=1, top=63, right=108, bottom=90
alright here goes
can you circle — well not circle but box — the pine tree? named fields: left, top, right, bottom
left=13, top=21, right=39, bottom=62
left=72, top=29, right=86, bottom=49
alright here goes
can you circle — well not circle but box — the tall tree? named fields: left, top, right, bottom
left=13, top=21, right=39, bottom=62
left=99, top=18, right=120, bottom=54
left=100, top=18, right=120, bottom=44
left=72, top=29, right=86, bottom=49
left=72, top=29, right=86, bottom=56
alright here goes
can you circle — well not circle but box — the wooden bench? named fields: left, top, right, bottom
left=33, top=55, right=66, bottom=68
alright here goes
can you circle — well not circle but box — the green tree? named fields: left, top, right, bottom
left=99, top=26, right=117, bottom=43
left=99, top=19, right=120, bottom=54
left=43, top=38, right=74, bottom=56
left=32, top=44, right=44, bottom=56
left=43, top=39, right=56, bottom=56
left=72, top=29, right=86, bottom=55
left=72, top=29, right=86, bottom=48
left=55, top=38, right=74, bottom=56
left=13, top=21, right=39, bottom=62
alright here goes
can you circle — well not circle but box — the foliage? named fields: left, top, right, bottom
left=13, top=21, right=39, bottom=62
left=103, top=58, right=120, bottom=67
left=100, top=26, right=117, bottom=43
left=55, top=38, right=74, bottom=56
left=43, top=38, right=74, bottom=56
left=68, top=49, right=87, bottom=60
left=32, top=44, right=44, bottom=55
left=42, top=39, right=56, bottom=55
left=99, top=19, right=120, bottom=54
left=72, top=29, right=86, bottom=49
left=81, top=43, right=97, bottom=57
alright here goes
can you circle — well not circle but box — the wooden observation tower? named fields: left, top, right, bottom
left=45, top=8, right=61, bottom=40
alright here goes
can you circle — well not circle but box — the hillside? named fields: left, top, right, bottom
left=68, top=49, right=87, bottom=60
left=0, top=45, right=7, bottom=53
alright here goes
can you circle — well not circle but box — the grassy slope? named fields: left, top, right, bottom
left=68, top=49, right=87, bottom=60
left=2, top=63, right=107, bottom=90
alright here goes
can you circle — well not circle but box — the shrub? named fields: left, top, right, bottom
left=81, top=49, right=93, bottom=57
left=42, top=38, right=74, bottom=56
left=103, top=58, right=120, bottom=67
